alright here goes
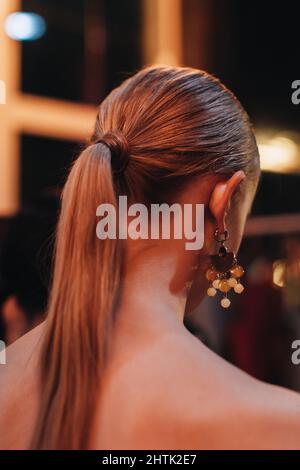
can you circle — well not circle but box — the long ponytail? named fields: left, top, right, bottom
left=31, top=143, right=122, bottom=449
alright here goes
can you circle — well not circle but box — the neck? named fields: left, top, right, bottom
left=111, top=242, right=202, bottom=359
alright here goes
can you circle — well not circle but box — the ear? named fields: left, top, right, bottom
left=209, top=170, right=245, bottom=233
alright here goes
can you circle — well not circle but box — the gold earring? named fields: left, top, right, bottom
left=205, top=229, right=245, bottom=308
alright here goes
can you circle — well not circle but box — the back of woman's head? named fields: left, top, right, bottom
left=95, top=65, right=258, bottom=198
left=32, top=66, right=259, bottom=449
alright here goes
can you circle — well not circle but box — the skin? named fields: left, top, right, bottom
left=1, top=171, right=300, bottom=449
left=1, top=297, right=29, bottom=345
left=1, top=296, right=43, bottom=345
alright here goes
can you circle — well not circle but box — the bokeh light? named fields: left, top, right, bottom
left=4, top=12, right=46, bottom=41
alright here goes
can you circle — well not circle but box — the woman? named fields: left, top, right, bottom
left=1, top=66, right=300, bottom=450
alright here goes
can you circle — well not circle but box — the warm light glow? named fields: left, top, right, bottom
left=257, top=132, right=300, bottom=173
left=0, top=80, right=6, bottom=104
left=273, top=260, right=286, bottom=288
left=143, top=0, right=182, bottom=65
left=4, top=12, right=46, bottom=41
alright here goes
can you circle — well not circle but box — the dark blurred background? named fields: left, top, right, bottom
left=0, top=0, right=299, bottom=390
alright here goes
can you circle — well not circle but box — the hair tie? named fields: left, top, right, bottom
left=94, top=131, right=130, bottom=175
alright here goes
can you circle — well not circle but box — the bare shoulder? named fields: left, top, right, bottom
left=110, top=330, right=300, bottom=449
left=0, top=321, right=45, bottom=383
left=0, top=322, right=45, bottom=449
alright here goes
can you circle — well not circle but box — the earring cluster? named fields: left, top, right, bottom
left=205, top=229, right=245, bottom=308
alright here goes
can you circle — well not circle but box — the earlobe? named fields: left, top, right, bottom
left=209, top=170, right=245, bottom=232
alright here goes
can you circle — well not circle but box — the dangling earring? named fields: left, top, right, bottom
left=205, top=229, right=245, bottom=308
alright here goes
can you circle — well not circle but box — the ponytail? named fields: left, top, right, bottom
left=31, top=143, right=122, bottom=449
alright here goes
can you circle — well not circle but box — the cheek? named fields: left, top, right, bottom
left=184, top=266, right=208, bottom=315
left=226, top=200, right=250, bottom=254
